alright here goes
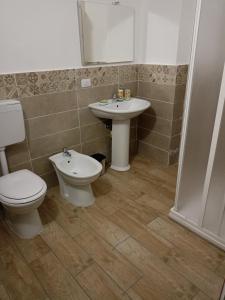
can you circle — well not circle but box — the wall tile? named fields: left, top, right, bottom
left=21, top=91, right=77, bottom=119
left=29, top=128, right=80, bottom=159
left=6, top=141, right=30, bottom=167
left=138, top=81, right=176, bottom=103
left=0, top=74, right=18, bottom=100
left=138, top=141, right=169, bottom=165
left=119, top=65, right=138, bottom=83
left=79, top=107, right=102, bottom=126
left=27, top=110, right=79, bottom=140
left=81, top=123, right=109, bottom=142
left=144, top=98, right=174, bottom=120
left=76, top=66, right=118, bottom=89
left=82, top=137, right=111, bottom=160
left=0, top=63, right=187, bottom=177
left=138, top=128, right=170, bottom=151
left=138, top=114, right=172, bottom=136
left=138, top=64, right=177, bottom=85
left=170, top=134, right=181, bottom=150
left=119, top=81, right=138, bottom=97
left=77, top=85, right=117, bottom=108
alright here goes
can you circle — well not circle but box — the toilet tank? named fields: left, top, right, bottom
left=0, top=100, right=25, bottom=148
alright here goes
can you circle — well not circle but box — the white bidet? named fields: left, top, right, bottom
left=49, top=150, right=102, bottom=207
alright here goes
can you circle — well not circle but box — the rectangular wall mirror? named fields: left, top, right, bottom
left=78, top=1, right=135, bottom=65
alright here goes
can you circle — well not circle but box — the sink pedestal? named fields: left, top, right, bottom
left=111, top=119, right=130, bottom=172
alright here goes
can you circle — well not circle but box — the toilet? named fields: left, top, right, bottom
left=0, top=100, right=47, bottom=239
left=49, top=150, right=102, bottom=207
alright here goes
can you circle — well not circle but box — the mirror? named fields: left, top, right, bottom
left=78, top=1, right=135, bottom=65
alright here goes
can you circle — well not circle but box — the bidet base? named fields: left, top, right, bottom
left=61, top=183, right=95, bottom=207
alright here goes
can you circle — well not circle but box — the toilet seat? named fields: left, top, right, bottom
left=0, top=169, right=46, bottom=205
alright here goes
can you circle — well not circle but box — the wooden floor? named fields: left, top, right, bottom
left=0, top=156, right=225, bottom=300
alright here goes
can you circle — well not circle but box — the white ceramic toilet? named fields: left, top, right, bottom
left=0, top=100, right=47, bottom=239
left=49, top=150, right=102, bottom=207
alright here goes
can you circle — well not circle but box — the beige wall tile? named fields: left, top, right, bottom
left=119, top=81, right=138, bottom=98
left=119, top=65, right=138, bottom=83
left=138, top=81, right=176, bottom=103
left=81, top=123, right=109, bottom=143
left=138, top=142, right=169, bottom=165
left=27, top=110, right=79, bottom=140
left=138, top=65, right=177, bottom=85
left=172, top=118, right=183, bottom=135
left=76, top=66, right=118, bottom=89
left=41, top=172, right=58, bottom=188
left=138, top=128, right=170, bottom=151
left=21, top=91, right=77, bottom=119
left=0, top=74, right=18, bottom=100
left=79, top=107, right=101, bottom=126
left=170, top=134, right=181, bottom=151
left=9, top=161, right=33, bottom=173
left=6, top=141, right=30, bottom=167
left=77, top=85, right=117, bottom=108
left=144, top=98, right=174, bottom=120
left=138, top=114, right=172, bottom=136
left=29, top=128, right=80, bottom=159
left=174, top=84, right=186, bottom=104
left=82, top=137, right=111, bottom=160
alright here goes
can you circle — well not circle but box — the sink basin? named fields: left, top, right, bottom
left=88, top=98, right=150, bottom=120
left=88, top=97, right=151, bottom=172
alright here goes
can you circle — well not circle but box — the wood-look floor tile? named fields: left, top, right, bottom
left=192, top=291, right=212, bottom=300
left=41, top=221, right=93, bottom=277
left=127, top=277, right=176, bottom=300
left=148, top=217, right=225, bottom=271
left=75, top=206, right=129, bottom=247
left=76, top=263, right=130, bottom=300
left=0, top=155, right=223, bottom=300
left=0, top=284, right=10, bottom=300
left=39, top=195, right=89, bottom=238
left=7, top=230, right=50, bottom=264
left=30, top=252, right=89, bottom=300
left=116, top=237, right=198, bottom=299
left=75, top=230, right=142, bottom=291
left=0, top=245, right=48, bottom=300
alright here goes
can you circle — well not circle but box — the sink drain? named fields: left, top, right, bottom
left=73, top=171, right=78, bottom=174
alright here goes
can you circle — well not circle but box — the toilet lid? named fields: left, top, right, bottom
left=0, top=169, right=44, bottom=200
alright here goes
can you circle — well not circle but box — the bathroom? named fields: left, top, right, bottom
left=1, top=0, right=225, bottom=299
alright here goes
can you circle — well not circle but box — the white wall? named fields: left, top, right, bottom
left=0, top=0, right=81, bottom=74
left=140, top=0, right=182, bottom=65
left=139, top=0, right=196, bottom=65
left=0, top=0, right=142, bottom=74
left=177, top=0, right=197, bottom=64
left=0, top=0, right=196, bottom=74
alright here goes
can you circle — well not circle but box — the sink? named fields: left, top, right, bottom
left=88, top=97, right=150, bottom=172
left=88, top=97, right=150, bottom=120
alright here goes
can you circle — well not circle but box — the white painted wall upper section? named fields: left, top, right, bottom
left=140, top=0, right=182, bottom=65
left=0, top=0, right=196, bottom=74
left=0, top=0, right=81, bottom=73
left=177, top=0, right=197, bottom=64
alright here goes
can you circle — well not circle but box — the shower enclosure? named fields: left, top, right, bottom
left=170, top=0, right=225, bottom=250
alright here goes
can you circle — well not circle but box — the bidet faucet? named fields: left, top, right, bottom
left=63, top=148, right=72, bottom=158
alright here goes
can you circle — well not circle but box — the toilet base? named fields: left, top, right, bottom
left=5, top=209, right=43, bottom=239
left=60, top=183, right=95, bottom=207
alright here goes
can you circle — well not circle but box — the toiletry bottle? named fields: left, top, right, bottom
left=117, top=88, right=124, bottom=101
left=124, top=89, right=131, bottom=100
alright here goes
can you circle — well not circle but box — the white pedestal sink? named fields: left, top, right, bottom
left=88, top=97, right=150, bottom=171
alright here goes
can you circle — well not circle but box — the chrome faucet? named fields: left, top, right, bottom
left=63, top=148, right=71, bottom=158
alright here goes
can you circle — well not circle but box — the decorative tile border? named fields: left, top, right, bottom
left=0, top=64, right=188, bottom=101
left=138, top=64, right=188, bottom=86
